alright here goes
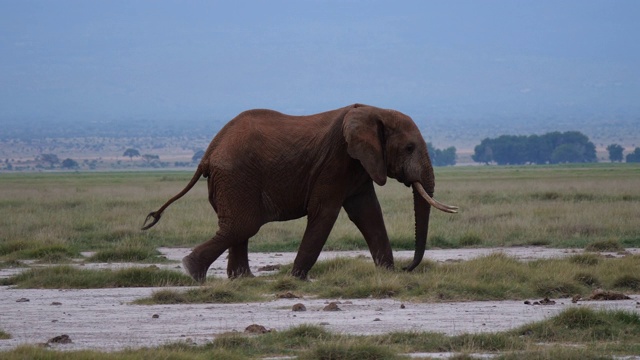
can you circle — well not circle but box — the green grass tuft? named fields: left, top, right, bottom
left=0, top=240, right=79, bottom=262
left=612, top=274, right=640, bottom=290
left=553, top=307, right=607, bottom=329
left=568, top=253, right=600, bottom=266
left=458, top=232, right=483, bottom=247
left=514, top=307, right=640, bottom=343
left=1, top=265, right=195, bottom=288
left=135, top=280, right=263, bottom=304
left=585, top=239, right=624, bottom=252
left=299, top=342, right=400, bottom=360
left=87, top=244, right=165, bottom=263
left=573, top=272, right=601, bottom=287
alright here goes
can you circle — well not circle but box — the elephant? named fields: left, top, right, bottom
left=142, top=104, right=457, bottom=282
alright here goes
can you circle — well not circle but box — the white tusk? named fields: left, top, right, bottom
left=412, top=182, right=459, bottom=213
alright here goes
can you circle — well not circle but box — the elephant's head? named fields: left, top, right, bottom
left=343, top=104, right=458, bottom=271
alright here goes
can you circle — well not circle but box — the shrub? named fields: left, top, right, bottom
left=585, top=239, right=624, bottom=252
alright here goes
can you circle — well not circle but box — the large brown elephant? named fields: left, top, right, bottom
left=142, top=104, right=457, bottom=281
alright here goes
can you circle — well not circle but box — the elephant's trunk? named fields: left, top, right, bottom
left=404, top=169, right=458, bottom=272
left=403, top=183, right=432, bottom=271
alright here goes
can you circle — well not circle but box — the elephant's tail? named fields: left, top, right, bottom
left=141, top=165, right=204, bottom=230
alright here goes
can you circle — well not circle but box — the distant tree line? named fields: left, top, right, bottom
left=472, top=131, right=597, bottom=165
left=626, top=148, right=640, bottom=163
left=606, top=144, right=640, bottom=163
left=427, top=143, right=456, bottom=166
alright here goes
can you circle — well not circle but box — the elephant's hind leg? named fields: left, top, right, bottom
left=227, top=239, right=254, bottom=278
left=182, top=230, right=236, bottom=283
left=182, top=254, right=210, bottom=283
left=183, top=219, right=260, bottom=282
left=182, top=240, right=228, bottom=283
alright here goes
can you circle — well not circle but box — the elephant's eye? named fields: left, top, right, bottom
left=405, top=143, right=415, bottom=154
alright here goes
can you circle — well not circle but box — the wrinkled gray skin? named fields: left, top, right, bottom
left=143, top=104, right=457, bottom=282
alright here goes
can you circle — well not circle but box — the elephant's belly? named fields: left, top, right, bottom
left=260, top=191, right=307, bottom=222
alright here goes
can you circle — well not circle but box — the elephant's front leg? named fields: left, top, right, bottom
left=227, top=239, right=254, bottom=278
left=343, top=182, right=394, bottom=269
left=291, top=205, right=342, bottom=279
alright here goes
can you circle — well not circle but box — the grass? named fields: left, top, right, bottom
left=1, top=308, right=638, bottom=359
left=134, top=279, right=263, bottom=304
left=0, top=164, right=639, bottom=264
left=7, top=254, right=636, bottom=303
left=514, top=307, right=640, bottom=343
left=0, top=265, right=196, bottom=288
left=584, top=239, right=625, bottom=252
left=86, top=241, right=169, bottom=263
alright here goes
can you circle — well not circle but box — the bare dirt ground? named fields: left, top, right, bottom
left=1, top=248, right=639, bottom=353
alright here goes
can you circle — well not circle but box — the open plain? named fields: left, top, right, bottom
left=1, top=165, right=639, bottom=358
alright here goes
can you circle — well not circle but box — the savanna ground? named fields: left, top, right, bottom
left=1, top=164, right=640, bottom=359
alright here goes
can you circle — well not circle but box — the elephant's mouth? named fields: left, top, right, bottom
left=394, top=170, right=412, bottom=187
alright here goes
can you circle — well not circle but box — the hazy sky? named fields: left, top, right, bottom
left=1, top=0, right=639, bottom=123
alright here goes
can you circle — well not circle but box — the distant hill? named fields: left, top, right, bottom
left=1, top=111, right=638, bottom=171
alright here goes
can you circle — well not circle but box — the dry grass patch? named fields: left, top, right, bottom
left=2, top=308, right=638, bottom=359
left=4, top=253, right=638, bottom=303
left=1, top=265, right=196, bottom=288
left=136, top=279, right=263, bottom=304
left=2, top=165, right=639, bottom=263
left=125, top=254, right=640, bottom=304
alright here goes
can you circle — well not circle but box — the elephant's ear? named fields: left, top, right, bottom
left=342, top=107, right=387, bottom=186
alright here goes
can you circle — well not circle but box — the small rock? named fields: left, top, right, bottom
left=323, top=302, right=341, bottom=311
left=400, top=304, right=406, bottom=309
left=152, top=314, right=160, bottom=319
left=539, top=297, right=556, bottom=305
left=244, top=324, right=270, bottom=334
left=48, top=334, right=72, bottom=344
left=16, top=298, right=30, bottom=303
left=258, top=264, right=281, bottom=272
left=292, top=303, right=306, bottom=312
left=277, top=291, right=300, bottom=299
left=51, top=302, right=62, bottom=306
left=319, top=322, right=330, bottom=326
left=373, top=318, right=381, bottom=321
left=524, top=300, right=531, bottom=305
left=589, top=290, right=630, bottom=301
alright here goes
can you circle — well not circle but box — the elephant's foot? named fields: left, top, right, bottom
left=290, top=267, right=309, bottom=280
left=182, top=254, right=208, bottom=283
left=227, top=267, right=255, bottom=279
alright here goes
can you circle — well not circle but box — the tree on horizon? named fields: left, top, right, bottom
left=123, top=148, right=140, bottom=161
left=606, top=144, right=624, bottom=162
